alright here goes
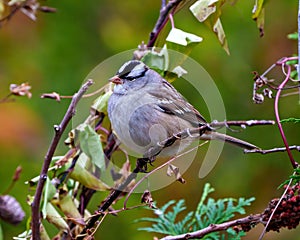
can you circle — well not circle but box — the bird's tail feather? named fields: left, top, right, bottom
left=201, top=132, right=258, bottom=150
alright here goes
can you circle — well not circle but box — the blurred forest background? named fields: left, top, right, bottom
left=0, top=0, right=299, bottom=239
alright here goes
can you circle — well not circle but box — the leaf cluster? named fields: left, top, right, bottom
left=136, top=183, right=255, bottom=239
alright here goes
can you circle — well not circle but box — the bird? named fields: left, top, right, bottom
left=107, top=60, right=258, bottom=159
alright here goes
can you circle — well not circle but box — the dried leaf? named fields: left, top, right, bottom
left=0, top=0, right=5, bottom=18
left=20, top=0, right=39, bottom=21
left=190, top=0, right=229, bottom=54
left=189, top=0, right=218, bottom=22
left=141, top=190, right=155, bottom=208
left=9, top=83, right=32, bottom=98
left=166, top=164, right=186, bottom=184
left=40, top=92, right=61, bottom=101
left=213, top=18, right=229, bottom=54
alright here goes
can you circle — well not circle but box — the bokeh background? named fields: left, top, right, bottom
left=0, top=0, right=299, bottom=239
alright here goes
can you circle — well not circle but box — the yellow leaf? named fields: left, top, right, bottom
left=252, top=0, right=265, bottom=37
left=0, top=0, right=5, bottom=18
left=252, top=0, right=265, bottom=19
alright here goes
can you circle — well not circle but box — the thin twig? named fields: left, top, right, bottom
left=210, top=120, right=275, bottom=128
left=31, top=79, right=94, bottom=240
left=40, top=83, right=110, bottom=101
left=77, top=158, right=148, bottom=239
left=123, top=142, right=208, bottom=209
left=245, top=145, right=300, bottom=154
left=160, top=214, right=262, bottom=240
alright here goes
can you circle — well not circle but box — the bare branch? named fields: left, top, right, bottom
left=245, top=145, right=300, bottom=154
left=31, top=79, right=94, bottom=239
left=77, top=158, right=149, bottom=239
left=160, top=214, right=262, bottom=240
left=147, top=0, right=184, bottom=47
left=210, top=120, right=275, bottom=128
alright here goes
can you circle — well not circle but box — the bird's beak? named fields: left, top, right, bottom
left=109, top=75, right=123, bottom=85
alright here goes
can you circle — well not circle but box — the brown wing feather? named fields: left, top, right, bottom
left=148, top=80, right=207, bottom=127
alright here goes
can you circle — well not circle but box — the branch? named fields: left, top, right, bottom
left=31, top=79, right=94, bottom=240
left=77, top=158, right=149, bottom=239
left=245, top=145, right=300, bottom=154
left=160, top=214, right=262, bottom=240
left=123, top=143, right=206, bottom=209
left=210, top=119, right=275, bottom=128
left=147, top=0, right=184, bottom=47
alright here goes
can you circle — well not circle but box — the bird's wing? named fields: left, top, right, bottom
left=148, top=80, right=207, bottom=127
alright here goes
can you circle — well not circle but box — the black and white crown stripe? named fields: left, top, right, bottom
left=117, top=60, right=148, bottom=80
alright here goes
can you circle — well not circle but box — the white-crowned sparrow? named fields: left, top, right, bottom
left=107, top=60, right=257, bottom=158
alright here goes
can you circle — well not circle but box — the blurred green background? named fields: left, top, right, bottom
left=0, top=0, right=299, bottom=239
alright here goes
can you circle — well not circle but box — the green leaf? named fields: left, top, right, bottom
left=165, top=28, right=202, bottom=69
left=197, top=183, right=215, bottom=213
left=41, top=177, right=56, bottom=218
left=141, top=45, right=169, bottom=73
left=68, top=155, right=110, bottom=191
left=166, top=28, right=202, bottom=46
left=0, top=223, right=3, bottom=240
left=136, top=183, right=255, bottom=237
left=90, top=91, right=112, bottom=114
left=39, top=223, right=51, bottom=240
left=280, top=118, right=300, bottom=124
left=189, top=0, right=218, bottom=22
left=45, top=202, right=69, bottom=231
left=287, top=32, right=298, bottom=40
left=54, top=191, right=85, bottom=226
left=78, top=124, right=105, bottom=171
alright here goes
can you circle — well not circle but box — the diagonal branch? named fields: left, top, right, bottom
left=147, top=0, right=184, bottom=47
left=31, top=79, right=94, bottom=240
left=160, top=214, right=262, bottom=240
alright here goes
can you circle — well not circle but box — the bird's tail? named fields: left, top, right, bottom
left=201, top=131, right=258, bottom=150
